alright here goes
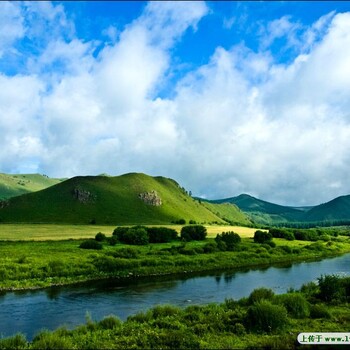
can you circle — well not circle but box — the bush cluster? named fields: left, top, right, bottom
left=79, top=240, right=103, bottom=250
left=269, top=227, right=342, bottom=242
left=254, top=230, right=273, bottom=244
left=113, top=226, right=178, bottom=245
left=180, top=225, right=207, bottom=241
left=215, top=231, right=241, bottom=251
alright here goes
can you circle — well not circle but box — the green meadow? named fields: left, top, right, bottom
left=0, top=224, right=259, bottom=241
left=1, top=225, right=349, bottom=290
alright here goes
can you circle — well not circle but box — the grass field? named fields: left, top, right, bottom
left=0, top=224, right=261, bottom=241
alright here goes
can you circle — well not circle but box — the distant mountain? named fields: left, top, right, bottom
left=209, top=194, right=306, bottom=224
left=303, top=195, right=350, bottom=222
left=0, top=173, right=65, bottom=200
left=0, top=173, right=250, bottom=225
left=207, top=193, right=350, bottom=226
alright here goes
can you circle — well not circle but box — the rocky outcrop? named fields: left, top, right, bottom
left=72, top=187, right=96, bottom=204
left=138, top=191, right=162, bottom=206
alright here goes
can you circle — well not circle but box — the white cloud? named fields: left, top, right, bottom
left=1, top=3, right=350, bottom=206
left=0, top=2, right=25, bottom=58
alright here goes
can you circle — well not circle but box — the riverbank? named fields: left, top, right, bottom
left=1, top=274, right=350, bottom=349
left=1, top=234, right=350, bottom=291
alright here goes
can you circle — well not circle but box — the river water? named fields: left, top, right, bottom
left=1, top=253, right=350, bottom=340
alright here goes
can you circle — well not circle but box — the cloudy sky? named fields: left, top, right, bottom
left=1, top=1, right=350, bottom=206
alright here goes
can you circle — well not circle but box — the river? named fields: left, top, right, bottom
left=1, top=253, right=349, bottom=340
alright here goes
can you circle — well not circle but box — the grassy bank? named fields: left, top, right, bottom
left=2, top=275, right=350, bottom=349
left=0, top=229, right=349, bottom=290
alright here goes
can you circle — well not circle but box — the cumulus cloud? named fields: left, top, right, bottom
left=1, top=2, right=350, bottom=206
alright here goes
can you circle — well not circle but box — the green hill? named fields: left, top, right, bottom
left=201, top=201, right=252, bottom=226
left=0, top=173, right=65, bottom=200
left=0, top=173, right=250, bottom=225
left=210, top=194, right=307, bottom=225
left=303, top=195, right=350, bottom=222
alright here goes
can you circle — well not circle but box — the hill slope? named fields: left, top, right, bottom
left=0, top=173, right=250, bottom=225
left=303, top=195, right=350, bottom=222
left=210, top=194, right=306, bottom=224
left=0, top=173, right=65, bottom=200
left=201, top=201, right=252, bottom=226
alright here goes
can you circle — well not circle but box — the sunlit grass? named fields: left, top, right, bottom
left=0, top=224, right=262, bottom=241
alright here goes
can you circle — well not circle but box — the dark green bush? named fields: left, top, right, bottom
left=95, top=232, right=106, bottom=241
left=254, top=230, right=273, bottom=243
left=203, top=242, right=218, bottom=253
left=278, top=293, right=310, bottom=318
left=248, top=287, right=275, bottom=305
left=107, top=235, right=119, bottom=246
left=147, top=227, right=178, bottom=243
left=245, top=300, right=288, bottom=333
left=215, top=231, right=241, bottom=251
left=174, top=219, right=186, bottom=224
left=181, top=225, right=207, bottom=241
left=118, top=227, right=149, bottom=245
left=79, top=240, right=103, bottom=250
left=310, top=304, right=331, bottom=319
left=113, top=226, right=129, bottom=237
left=318, top=274, right=344, bottom=302
left=284, top=231, right=295, bottom=241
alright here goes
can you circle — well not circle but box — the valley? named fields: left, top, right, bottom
left=1, top=172, right=350, bottom=348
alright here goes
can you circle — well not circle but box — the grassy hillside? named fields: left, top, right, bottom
left=0, top=173, right=65, bottom=200
left=210, top=194, right=306, bottom=224
left=303, top=195, right=350, bottom=222
left=201, top=201, right=252, bottom=226
left=0, top=173, right=242, bottom=225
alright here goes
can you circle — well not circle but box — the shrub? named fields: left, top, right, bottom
left=181, top=225, right=207, bottom=241
left=215, top=232, right=241, bottom=251
left=174, top=219, right=186, bottom=225
left=248, top=287, right=275, bottom=305
left=203, top=242, right=218, bottom=253
left=118, top=227, right=149, bottom=245
left=216, top=240, right=227, bottom=251
left=113, top=247, right=139, bottom=259
left=284, top=231, right=295, bottom=241
left=98, top=315, right=121, bottom=330
left=152, top=305, right=181, bottom=318
left=318, top=274, right=344, bottom=302
left=245, top=300, right=288, bottom=333
left=107, top=235, right=119, bottom=246
left=79, top=240, right=103, bottom=250
left=280, top=245, right=292, bottom=254
left=233, top=323, right=246, bottom=335
left=254, top=230, right=273, bottom=243
left=113, top=226, right=129, bottom=237
left=310, top=304, right=331, bottom=319
left=300, top=281, right=319, bottom=300
left=147, top=227, right=178, bottom=243
left=95, top=232, right=106, bottom=241
left=266, top=240, right=276, bottom=248
left=278, top=293, right=310, bottom=318
left=0, top=333, right=27, bottom=349
left=32, top=330, right=73, bottom=349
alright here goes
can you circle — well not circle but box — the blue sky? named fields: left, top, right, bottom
left=1, top=1, right=350, bottom=205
